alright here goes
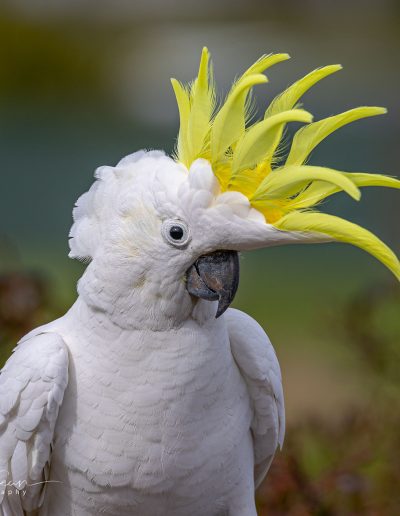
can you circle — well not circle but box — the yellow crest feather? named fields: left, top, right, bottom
left=231, top=110, right=313, bottom=176
left=265, top=64, right=342, bottom=118
left=275, top=211, right=400, bottom=281
left=286, top=107, right=387, bottom=167
left=251, top=165, right=361, bottom=204
left=241, top=53, right=290, bottom=77
left=211, top=74, right=268, bottom=162
left=186, top=47, right=215, bottom=163
left=171, top=48, right=400, bottom=280
left=170, top=79, right=191, bottom=166
left=287, top=172, right=400, bottom=210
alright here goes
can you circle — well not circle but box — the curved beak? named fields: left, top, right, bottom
left=186, top=250, right=239, bottom=318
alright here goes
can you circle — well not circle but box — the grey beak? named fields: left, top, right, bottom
left=186, top=250, right=239, bottom=318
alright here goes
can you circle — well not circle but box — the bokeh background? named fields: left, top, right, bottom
left=0, top=1, right=399, bottom=514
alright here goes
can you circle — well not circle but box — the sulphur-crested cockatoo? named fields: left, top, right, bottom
left=1, top=48, right=399, bottom=516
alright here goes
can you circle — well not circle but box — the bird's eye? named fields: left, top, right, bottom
left=161, top=219, right=191, bottom=248
left=169, top=225, right=184, bottom=240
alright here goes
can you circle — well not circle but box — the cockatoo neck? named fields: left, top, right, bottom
left=75, top=258, right=216, bottom=331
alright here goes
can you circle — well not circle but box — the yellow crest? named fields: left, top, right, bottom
left=171, top=47, right=400, bottom=280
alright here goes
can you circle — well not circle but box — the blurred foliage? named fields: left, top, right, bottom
left=340, top=283, right=400, bottom=386
left=0, top=271, right=59, bottom=366
left=0, top=12, right=107, bottom=106
left=256, top=282, right=400, bottom=515
left=257, top=407, right=400, bottom=515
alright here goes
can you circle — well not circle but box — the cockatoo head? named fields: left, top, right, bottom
left=69, top=48, right=400, bottom=329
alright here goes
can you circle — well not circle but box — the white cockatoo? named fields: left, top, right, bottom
left=1, top=48, right=399, bottom=516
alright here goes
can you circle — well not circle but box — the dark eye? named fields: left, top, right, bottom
left=169, top=225, right=184, bottom=240
left=161, top=219, right=191, bottom=248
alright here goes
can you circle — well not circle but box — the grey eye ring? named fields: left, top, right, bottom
left=161, top=219, right=191, bottom=248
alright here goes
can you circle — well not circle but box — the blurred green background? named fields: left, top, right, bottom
left=0, top=1, right=399, bottom=514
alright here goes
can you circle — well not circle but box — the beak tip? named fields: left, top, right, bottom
left=215, top=296, right=231, bottom=318
left=215, top=308, right=224, bottom=319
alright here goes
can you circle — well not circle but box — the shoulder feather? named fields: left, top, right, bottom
left=0, top=332, right=69, bottom=515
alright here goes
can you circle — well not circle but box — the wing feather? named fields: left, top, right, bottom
left=0, top=332, right=69, bottom=515
left=226, top=308, right=285, bottom=488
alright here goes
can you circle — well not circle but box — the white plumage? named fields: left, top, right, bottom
left=1, top=152, right=288, bottom=515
